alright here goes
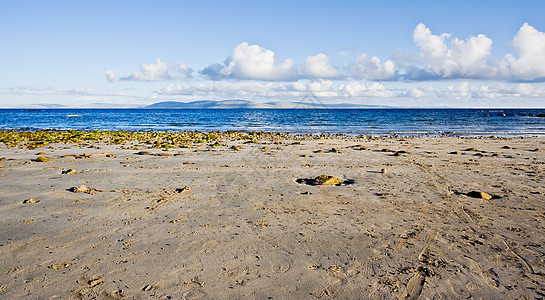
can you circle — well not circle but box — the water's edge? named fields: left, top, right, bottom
left=1, top=108, right=545, bottom=137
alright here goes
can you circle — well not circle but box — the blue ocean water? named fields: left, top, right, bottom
left=1, top=108, right=545, bottom=136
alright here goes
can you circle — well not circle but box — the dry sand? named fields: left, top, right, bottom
left=0, top=135, right=544, bottom=299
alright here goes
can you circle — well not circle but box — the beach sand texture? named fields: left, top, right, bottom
left=1, top=134, right=544, bottom=299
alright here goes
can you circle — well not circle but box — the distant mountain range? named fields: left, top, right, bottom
left=145, top=100, right=389, bottom=109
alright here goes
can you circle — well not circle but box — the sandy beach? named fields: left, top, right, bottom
left=1, top=132, right=544, bottom=299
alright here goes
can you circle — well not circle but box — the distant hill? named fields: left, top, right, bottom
left=145, top=100, right=389, bottom=109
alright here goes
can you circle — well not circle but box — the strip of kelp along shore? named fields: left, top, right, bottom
left=0, top=130, right=361, bottom=149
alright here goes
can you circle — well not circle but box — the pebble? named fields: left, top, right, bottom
left=467, top=191, right=492, bottom=200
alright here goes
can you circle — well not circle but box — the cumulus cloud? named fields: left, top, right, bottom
left=201, top=42, right=299, bottom=81
left=398, top=23, right=545, bottom=82
left=406, top=23, right=495, bottom=80
left=105, top=70, right=118, bottom=83
left=174, top=62, right=194, bottom=79
left=348, top=54, right=396, bottom=81
left=108, top=58, right=193, bottom=82
left=123, top=58, right=170, bottom=81
left=302, top=54, right=341, bottom=79
left=504, top=23, right=545, bottom=80
left=342, top=82, right=396, bottom=97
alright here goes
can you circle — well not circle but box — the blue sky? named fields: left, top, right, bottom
left=1, top=0, right=545, bottom=108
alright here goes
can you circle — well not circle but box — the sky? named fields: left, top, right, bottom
left=1, top=0, right=545, bottom=108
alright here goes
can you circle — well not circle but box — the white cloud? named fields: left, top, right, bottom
left=399, top=23, right=545, bottom=82
left=105, top=70, right=118, bottom=83
left=505, top=23, right=545, bottom=80
left=174, top=62, right=194, bottom=79
left=403, top=87, right=436, bottom=98
left=123, top=57, right=170, bottom=81
left=342, top=82, right=396, bottom=97
left=159, top=79, right=404, bottom=100
left=159, top=81, right=306, bottom=98
left=201, top=42, right=299, bottom=81
left=302, top=53, right=341, bottom=79
left=436, top=81, right=545, bottom=99
left=408, top=23, right=494, bottom=79
left=109, top=58, right=193, bottom=82
left=348, top=54, right=396, bottom=80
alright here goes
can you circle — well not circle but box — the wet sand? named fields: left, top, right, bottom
left=0, top=134, right=544, bottom=299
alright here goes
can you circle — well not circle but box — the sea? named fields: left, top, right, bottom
left=1, top=108, right=545, bottom=136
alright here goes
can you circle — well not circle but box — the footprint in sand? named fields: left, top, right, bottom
left=183, top=287, right=207, bottom=300
left=269, top=254, right=291, bottom=273
left=401, top=273, right=425, bottom=300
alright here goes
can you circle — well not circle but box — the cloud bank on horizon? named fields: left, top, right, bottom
left=95, top=22, right=545, bottom=107
left=108, top=23, right=545, bottom=83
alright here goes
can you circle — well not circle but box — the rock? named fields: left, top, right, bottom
left=156, top=153, right=174, bottom=156
left=136, top=151, right=154, bottom=155
left=449, top=151, right=461, bottom=155
left=501, top=146, right=511, bottom=149
left=69, top=185, right=99, bottom=194
left=381, top=168, right=387, bottom=174
left=328, top=148, right=339, bottom=153
left=311, top=175, right=342, bottom=186
left=262, top=146, right=271, bottom=151
left=498, top=113, right=506, bottom=116
left=62, top=169, right=77, bottom=174
left=36, top=152, right=46, bottom=155
left=35, top=156, right=52, bottom=162
left=466, top=191, right=492, bottom=200
left=313, top=150, right=323, bottom=153
left=231, top=145, right=242, bottom=150
left=292, top=142, right=301, bottom=145
left=381, top=148, right=395, bottom=152
left=142, top=284, right=153, bottom=291
left=392, top=151, right=404, bottom=156
left=175, top=186, right=190, bottom=193
left=465, top=148, right=479, bottom=152
left=0, top=157, right=6, bottom=161
left=23, top=198, right=39, bottom=204
left=87, top=277, right=103, bottom=288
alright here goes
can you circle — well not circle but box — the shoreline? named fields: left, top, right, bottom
left=1, top=134, right=544, bottom=298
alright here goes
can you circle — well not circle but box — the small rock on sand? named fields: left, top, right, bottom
left=69, top=185, right=99, bottom=194
left=23, top=198, right=39, bottom=204
left=136, top=151, right=154, bottom=155
left=35, top=156, right=52, bottom=162
left=466, top=191, right=492, bottom=200
left=311, top=175, right=342, bottom=186
left=175, top=186, right=190, bottom=193
left=62, top=169, right=77, bottom=174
